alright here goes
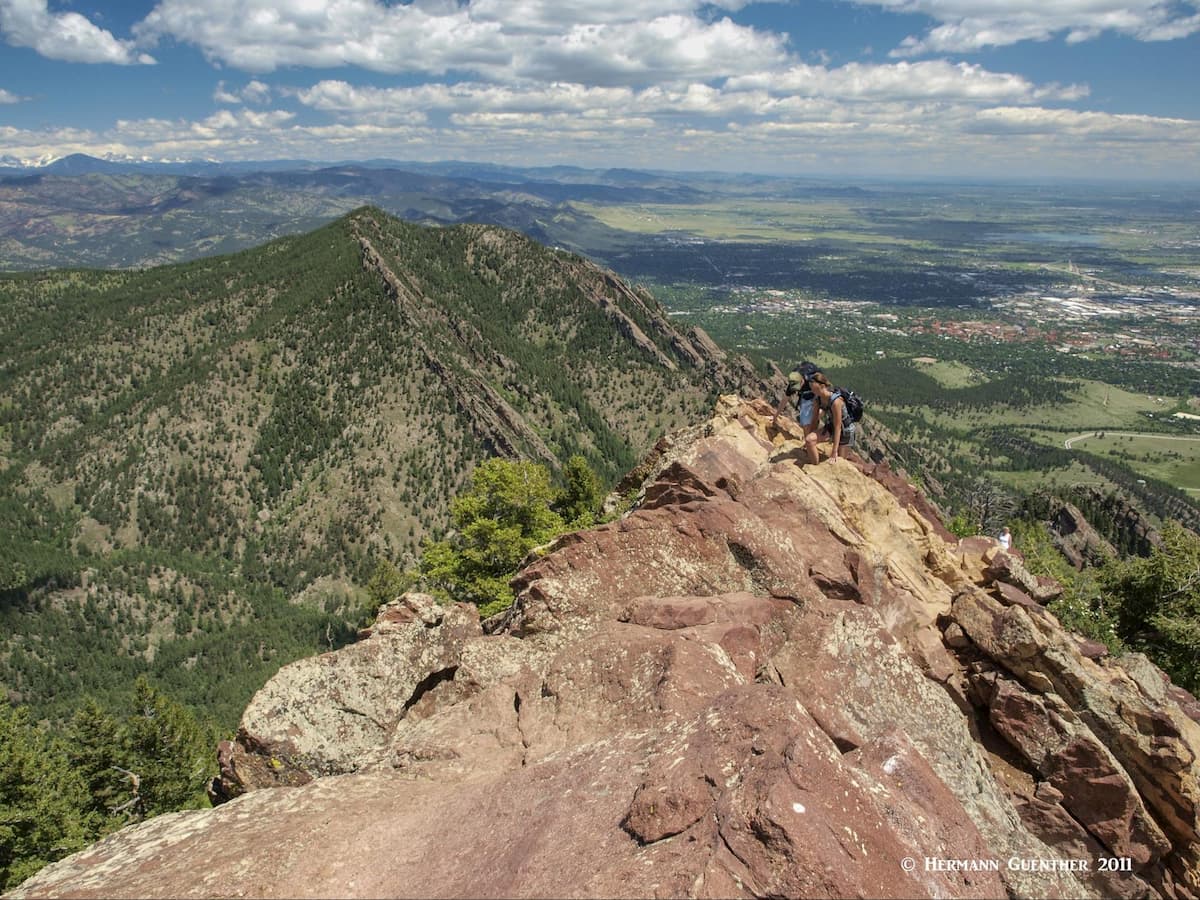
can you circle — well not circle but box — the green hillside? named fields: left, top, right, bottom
left=0, top=207, right=762, bottom=726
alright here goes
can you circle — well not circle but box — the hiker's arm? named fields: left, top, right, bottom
left=772, top=391, right=790, bottom=425
left=829, top=400, right=843, bottom=461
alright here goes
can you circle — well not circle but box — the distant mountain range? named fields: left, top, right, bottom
left=0, top=152, right=794, bottom=185
left=0, top=152, right=734, bottom=198
left=0, top=154, right=874, bottom=272
left=0, top=158, right=670, bottom=270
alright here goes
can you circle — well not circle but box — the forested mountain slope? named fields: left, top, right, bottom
left=0, top=207, right=769, bottom=724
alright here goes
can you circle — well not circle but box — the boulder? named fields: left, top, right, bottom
left=214, top=593, right=481, bottom=792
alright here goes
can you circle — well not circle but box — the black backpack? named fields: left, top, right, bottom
left=832, top=388, right=864, bottom=423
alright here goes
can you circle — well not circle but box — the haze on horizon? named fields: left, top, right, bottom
left=0, top=0, right=1198, bottom=181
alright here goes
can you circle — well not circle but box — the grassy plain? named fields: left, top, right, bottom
left=1063, top=381, right=1176, bottom=424
left=884, top=375, right=1200, bottom=491
left=991, top=460, right=1110, bottom=493
left=1063, top=432, right=1200, bottom=491
left=910, top=358, right=986, bottom=389
left=572, top=200, right=921, bottom=245
left=808, top=351, right=854, bottom=369
left=916, top=381, right=1171, bottom=432
left=571, top=194, right=1190, bottom=260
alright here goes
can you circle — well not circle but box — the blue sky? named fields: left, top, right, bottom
left=1, top=0, right=1198, bottom=178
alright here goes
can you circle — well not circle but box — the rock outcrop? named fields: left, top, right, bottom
left=12, top=398, right=1200, bottom=900
left=1047, top=498, right=1118, bottom=569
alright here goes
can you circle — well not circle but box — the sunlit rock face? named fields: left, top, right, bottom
left=12, top=397, right=1200, bottom=900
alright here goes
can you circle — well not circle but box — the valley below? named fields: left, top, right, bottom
left=1, top=160, right=1198, bottom=895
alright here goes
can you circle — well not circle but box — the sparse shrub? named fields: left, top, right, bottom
left=945, top=513, right=975, bottom=538
left=365, top=558, right=412, bottom=612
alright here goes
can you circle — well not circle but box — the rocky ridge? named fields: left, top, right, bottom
left=348, top=209, right=774, bottom=472
left=11, top=397, right=1200, bottom=900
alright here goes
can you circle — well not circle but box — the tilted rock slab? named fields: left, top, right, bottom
left=208, top=593, right=484, bottom=798
left=12, top=397, right=1200, bottom=900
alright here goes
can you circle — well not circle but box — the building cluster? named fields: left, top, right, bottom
left=700, top=280, right=1197, bottom=363
left=995, top=289, right=1198, bottom=358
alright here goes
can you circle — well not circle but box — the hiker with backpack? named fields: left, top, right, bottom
left=773, top=361, right=822, bottom=463
left=808, top=373, right=862, bottom=463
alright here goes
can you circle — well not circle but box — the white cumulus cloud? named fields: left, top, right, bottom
left=0, top=86, right=26, bottom=103
left=517, top=14, right=787, bottom=85
left=852, top=0, right=1200, bottom=55
left=0, top=0, right=154, bottom=64
left=2, top=98, right=1198, bottom=178
left=134, top=0, right=784, bottom=84
left=969, top=106, right=1200, bottom=140
left=296, top=80, right=634, bottom=118
left=292, top=58, right=1086, bottom=133
left=136, top=0, right=507, bottom=75
left=467, top=0, right=757, bottom=31
left=728, top=60, right=1087, bottom=103
left=214, top=79, right=274, bottom=105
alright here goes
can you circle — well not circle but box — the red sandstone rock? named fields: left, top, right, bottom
left=13, top=397, right=1200, bottom=900
left=985, top=550, right=1063, bottom=603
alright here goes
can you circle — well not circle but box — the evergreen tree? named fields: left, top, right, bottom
left=0, top=707, right=91, bottom=891
left=65, top=699, right=126, bottom=832
left=554, top=455, right=604, bottom=528
left=1102, top=522, right=1200, bottom=693
left=366, top=559, right=410, bottom=608
left=119, top=678, right=214, bottom=820
left=1014, top=520, right=1121, bottom=655
left=420, top=459, right=565, bottom=616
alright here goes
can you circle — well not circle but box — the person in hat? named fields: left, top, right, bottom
left=773, top=361, right=822, bottom=463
